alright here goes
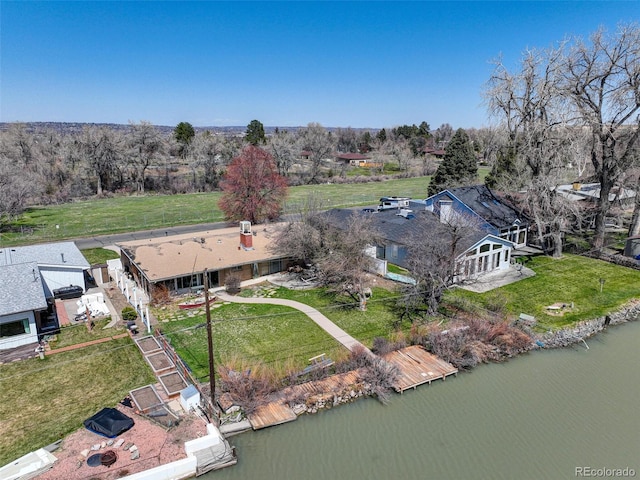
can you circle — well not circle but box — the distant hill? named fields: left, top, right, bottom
left=0, top=122, right=376, bottom=136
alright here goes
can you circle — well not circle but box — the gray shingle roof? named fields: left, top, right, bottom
left=320, top=208, right=487, bottom=255
left=0, top=262, right=48, bottom=316
left=442, top=185, right=527, bottom=230
left=0, top=241, right=90, bottom=268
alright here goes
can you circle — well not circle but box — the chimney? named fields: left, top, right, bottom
left=239, top=221, right=253, bottom=250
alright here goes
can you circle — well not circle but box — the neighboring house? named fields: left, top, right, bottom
left=0, top=262, right=48, bottom=349
left=417, top=184, right=529, bottom=248
left=334, top=152, right=381, bottom=168
left=320, top=208, right=514, bottom=283
left=556, top=182, right=636, bottom=207
left=423, top=147, right=446, bottom=158
left=0, top=241, right=89, bottom=350
left=118, top=222, right=289, bottom=298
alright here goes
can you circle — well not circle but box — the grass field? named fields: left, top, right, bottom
left=446, top=254, right=640, bottom=329
left=2, top=167, right=491, bottom=246
left=0, top=337, right=155, bottom=466
left=155, top=285, right=404, bottom=379
left=80, top=247, right=121, bottom=266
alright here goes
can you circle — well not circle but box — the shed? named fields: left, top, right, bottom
left=180, top=384, right=201, bottom=412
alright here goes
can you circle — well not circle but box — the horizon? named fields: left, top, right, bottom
left=2, top=2, right=637, bottom=129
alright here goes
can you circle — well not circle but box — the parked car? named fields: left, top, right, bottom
left=53, top=285, right=84, bottom=300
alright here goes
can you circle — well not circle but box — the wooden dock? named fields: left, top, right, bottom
left=248, top=370, right=362, bottom=430
left=383, top=345, right=458, bottom=393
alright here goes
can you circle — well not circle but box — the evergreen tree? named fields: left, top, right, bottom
left=174, top=121, right=195, bottom=159
left=376, top=128, right=387, bottom=143
left=428, top=128, right=477, bottom=196
left=245, top=119, right=266, bottom=145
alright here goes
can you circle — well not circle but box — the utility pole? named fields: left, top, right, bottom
left=203, top=269, right=217, bottom=424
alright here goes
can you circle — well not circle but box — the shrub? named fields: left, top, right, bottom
left=121, top=306, right=138, bottom=322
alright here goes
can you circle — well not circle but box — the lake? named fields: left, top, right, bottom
left=208, top=320, right=640, bottom=480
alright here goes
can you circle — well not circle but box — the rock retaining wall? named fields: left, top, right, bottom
left=538, top=300, right=640, bottom=348
left=288, top=382, right=374, bottom=415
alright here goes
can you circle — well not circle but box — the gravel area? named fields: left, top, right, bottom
left=38, top=404, right=208, bottom=480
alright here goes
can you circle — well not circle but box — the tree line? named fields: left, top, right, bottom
left=0, top=118, right=491, bottom=222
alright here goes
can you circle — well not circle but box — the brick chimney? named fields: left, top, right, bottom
left=240, top=221, right=253, bottom=250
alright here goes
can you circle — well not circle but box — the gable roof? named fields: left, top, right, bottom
left=429, top=185, right=526, bottom=230
left=0, top=241, right=90, bottom=269
left=320, top=208, right=490, bottom=256
left=0, top=262, right=48, bottom=316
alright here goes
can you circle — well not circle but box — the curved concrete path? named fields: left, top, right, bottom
left=214, top=290, right=371, bottom=354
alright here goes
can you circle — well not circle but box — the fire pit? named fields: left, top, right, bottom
left=100, top=450, right=118, bottom=467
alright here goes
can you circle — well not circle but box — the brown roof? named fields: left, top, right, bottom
left=335, top=152, right=370, bottom=160
left=119, top=225, right=284, bottom=282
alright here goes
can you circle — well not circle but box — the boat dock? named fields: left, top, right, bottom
left=383, top=345, right=458, bottom=392
left=247, top=348, right=457, bottom=429
left=248, top=370, right=362, bottom=430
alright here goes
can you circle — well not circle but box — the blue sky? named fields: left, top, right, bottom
left=1, top=1, right=637, bottom=129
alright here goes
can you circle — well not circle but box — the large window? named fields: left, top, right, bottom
left=0, top=319, right=30, bottom=338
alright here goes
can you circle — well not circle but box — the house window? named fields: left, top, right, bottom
left=390, top=245, right=398, bottom=259
left=0, top=319, right=30, bottom=338
left=493, top=252, right=501, bottom=269
left=504, top=250, right=509, bottom=262
left=492, top=244, right=502, bottom=250
left=518, top=230, right=526, bottom=244
left=466, top=248, right=477, bottom=257
left=480, top=244, right=490, bottom=253
left=231, top=265, right=243, bottom=272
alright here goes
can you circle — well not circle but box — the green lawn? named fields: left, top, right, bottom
left=154, top=285, right=405, bottom=379
left=446, top=254, right=640, bottom=329
left=0, top=338, right=155, bottom=466
left=46, top=318, right=124, bottom=349
left=2, top=168, right=491, bottom=247
left=1, top=177, right=435, bottom=246
left=272, top=287, right=406, bottom=346
left=81, top=247, right=121, bottom=266
left=156, top=302, right=346, bottom=379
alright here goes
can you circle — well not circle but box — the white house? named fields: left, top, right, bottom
left=0, top=262, right=48, bottom=349
left=0, top=242, right=90, bottom=350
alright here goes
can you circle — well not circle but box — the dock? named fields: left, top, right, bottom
left=383, top=345, right=458, bottom=392
left=248, top=370, right=362, bottom=430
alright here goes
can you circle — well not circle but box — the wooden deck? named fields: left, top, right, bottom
left=383, top=345, right=458, bottom=393
left=248, top=402, right=298, bottom=430
left=247, top=370, right=363, bottom=430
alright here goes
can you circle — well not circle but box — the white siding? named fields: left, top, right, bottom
left=39, top=266, right=86, bottom=297
left=0, top=310, right=38, bottom=349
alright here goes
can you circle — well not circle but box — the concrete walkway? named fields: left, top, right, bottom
left=214, top=289, right=371, bottom=354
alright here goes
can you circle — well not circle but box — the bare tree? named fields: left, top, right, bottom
left=0, top=154, right=36, bottom=224
left=400, top=212, right=484, bottom=320
left=127, top=121, right=164, bottom=193
left=297, top=122, right=334, bottom=183
left=335, top=127, right=358, bottom=153
left=188, top=131, right=227, bottom=190
left=269, top=193, right=327, bottom=265
left=271, top=203, right=379, bottom=310
left=77, top=126, right=123, bottom=195
left=485, top=46, right=582, bottom=256
left=267, top=129, right=298, bottom=177
left=559, top=25, right=640, bottom=249
left=315, top=212, right=379, bottom=311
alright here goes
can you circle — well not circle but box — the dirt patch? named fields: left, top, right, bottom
left=38, top=404, right=207, bottom=480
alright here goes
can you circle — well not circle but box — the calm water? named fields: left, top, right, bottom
left=209, top=321, right=640, bottom=480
